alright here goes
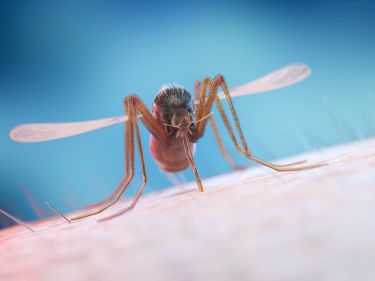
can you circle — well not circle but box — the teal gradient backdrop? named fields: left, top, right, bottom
left=1, top=0, right=374, bottom=225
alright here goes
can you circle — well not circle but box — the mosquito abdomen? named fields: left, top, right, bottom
left=149, top=135, right=195, bottom=172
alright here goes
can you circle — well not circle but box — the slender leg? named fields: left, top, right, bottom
left=70, top=100, right=136, bottom=220
left=193, top=80, right=201, bottom=111
left=71, top=95, right=161, bottom=220
left=99, top=103, right=148, bottom=221
left=208, top=115, right=243, bottom=170
left=192, top=75, right=325, bottom=172
left=86, top=95, right=168, bottom=210
left=195, top=77, right=212, bottom=122
left=186, top=80, right=209, bottom=192
left=84, top=182, right=124, bottom=210
left=195, top=78, right=243, bottom=169
left=85, top=116, right=132, bottom=210
left=183, top=135, right=204, bottom=192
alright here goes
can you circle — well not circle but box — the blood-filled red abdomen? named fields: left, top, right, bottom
left=149, top=135, right=195, bottom=172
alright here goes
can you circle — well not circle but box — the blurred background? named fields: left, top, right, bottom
left=1, top=0, right=374, bottom=227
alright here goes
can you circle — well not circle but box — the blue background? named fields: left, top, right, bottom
left=1, top=0, right=374, bottom=226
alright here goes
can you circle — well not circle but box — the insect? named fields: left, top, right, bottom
left=10, top=64, right=323, bottom=221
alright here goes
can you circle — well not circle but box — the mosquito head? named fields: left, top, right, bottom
left=163, top=108, right=195, bottom=136
left=164, top=109, right=213, bottom=138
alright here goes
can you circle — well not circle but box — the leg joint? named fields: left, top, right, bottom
left=123, top=94, right=141, bottom=106
left=214, top=74, right=225, bottom=81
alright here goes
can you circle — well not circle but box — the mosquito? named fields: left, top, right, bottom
left=10, top=64, right=324, bottom=221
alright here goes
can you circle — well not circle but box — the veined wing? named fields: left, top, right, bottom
left=10, top=115, right=128, bottom=143
left=218, top=63, right=311, bottom=99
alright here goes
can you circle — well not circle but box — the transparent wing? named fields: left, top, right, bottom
left=218, top=63, right=311, bottom=99
left=10, top=64, right=310, bottom=142
left=10, top=115, right=128, bottom=143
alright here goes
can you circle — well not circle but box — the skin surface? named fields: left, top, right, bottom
left=1, top=137, right=374, bottom=281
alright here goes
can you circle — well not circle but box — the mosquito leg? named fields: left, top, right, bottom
left=70, top=94, right=168, bottom=220
left=193, top=75, right=326, bottom=172
left=213, top=76, right=325, bottom=171
left=85, top=95, right=168, bottom=210
left=195, top=77, right=212, bottom=122
left=194, top=78, right=242, bottom=169
left=250, top=156, right=324, bottom=171
left=84, top=183, right=124, bottom=209
left=70, top=100, right=136, bottom=221
left=193, top=80, right=201, bottom=111
left=208, top=115, right=243, bottom=170
left=183, top=135, right=204, bottom=192
left=99, top=103, right=148, bottom=221
left=84, top=118, right=132, bottom=210
left=274, top=160, right=308, bottom=167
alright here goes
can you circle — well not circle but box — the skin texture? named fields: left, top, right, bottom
left=1, top=137, right=374, bottom=281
